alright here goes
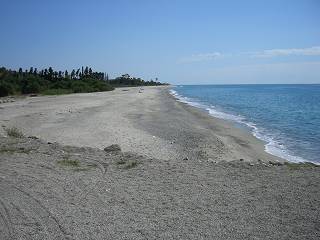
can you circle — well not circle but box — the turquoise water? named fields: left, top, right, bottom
left=171, top=84, right=320, bottom=163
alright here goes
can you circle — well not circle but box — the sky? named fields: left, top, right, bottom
left=0, top=0, right=319, bottom=84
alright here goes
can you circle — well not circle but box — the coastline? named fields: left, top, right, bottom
left=168, top=86, right=313, bottom=164
left=0, top=86, right=283, bottom=163
left=1, top=86, right=319, bottom=239
left=165, top=88, right=285, bottom=163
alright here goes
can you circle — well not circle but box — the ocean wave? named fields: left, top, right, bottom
left=169, top=88, right=311, bottom=164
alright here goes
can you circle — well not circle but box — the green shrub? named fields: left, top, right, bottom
left=0, top=66, right=118, bottom=96
left=71, top=81, right=92, bottom=93
left=0, top=82, right=14, bottom=97
left=22, top=75, right=42, bottom=94
left=41, top=88, right=73, bottom=95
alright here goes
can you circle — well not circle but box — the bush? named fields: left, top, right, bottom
left=0, top=84, right=10, bottom=97
left=91, top=80, right=114, bottom=91
left=0, top=66, right=116, bottom=96
left=0, top=81, right=15, bottom=97
left=22, top=81, right=41, bottom=94
left=41, top=88, right=73, bottom=95
left=71, top=81, right=93, bottom=93
left=22, top=75, right=42, bottom=94
left=70, top=79, right=114, bottom=93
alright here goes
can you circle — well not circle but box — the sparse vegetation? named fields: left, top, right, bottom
left=284, top=162, right=318, bottom=170
left=124, top=160, right=139, bottom=169
left=0, top=147, right=32, bottom=154
left=116, top=158, right=139, bottom=169
left=73, top=165, right=97, bottom=172
left=57, top=156, right=97, bottom=171
left=58, top=159, right=80, bottom=167
left=5, top=127, right=24, bottom=138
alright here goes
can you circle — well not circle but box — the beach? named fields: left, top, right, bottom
left=0, top=86, right=319, bottom=239
left=0, top=86, right=282, bottom=163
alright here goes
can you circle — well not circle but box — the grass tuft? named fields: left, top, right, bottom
left=284, top=162, right=318, bottom=170
left=123, top=160, right=139, bottom=169
left=115, top=158, right=139, bottom=169
left=57, top=159, right=80, bottom=167
left=5, top=127, right=24, bottom=138
left=57, top=156, right=97, bottom=172
left=0, top=147, right=33, bottom=154
left=116, top=159, right=138, bottom=169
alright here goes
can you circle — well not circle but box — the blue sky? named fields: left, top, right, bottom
left=1, top=0, right=319, bottom=84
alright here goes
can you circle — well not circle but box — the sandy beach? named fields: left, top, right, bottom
left=0, top=87, right=319, bottom=239
left=0, top=86, right=282, bottom=163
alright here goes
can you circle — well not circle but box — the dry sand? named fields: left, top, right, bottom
left=0, top=86, right=319, bottom=239
left=0, top=86, right=282, bottom=163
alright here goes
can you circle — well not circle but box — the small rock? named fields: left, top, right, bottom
left=28, top=136, right=39, bottom=139
left=239, top=158, right=244, bottom=161
left=183, top=157, right=189, bottom=161
left=268, top=161, right=283, bottom=166
left=208, top=158, right=216, bottom=163
left=104, top=144, right=121, bottom=153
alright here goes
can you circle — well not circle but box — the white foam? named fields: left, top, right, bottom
left=169, top=88, right=315, bottom=164
left=207, top=107, right=245, bottom=122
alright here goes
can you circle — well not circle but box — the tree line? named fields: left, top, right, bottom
left=0, top=66, right=168, bottom=97
left=111, top=74, right=167, bottom=87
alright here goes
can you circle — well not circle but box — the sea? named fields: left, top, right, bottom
left=170, top=84, right=320, bottom=164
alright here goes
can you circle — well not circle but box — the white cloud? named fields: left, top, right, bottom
left=179, top=52, right=222, bottom=63
left=174, top=61, right=320, bottom=84
left=250, top=46, right=320, bottom=58
left=179, top=46, right=320, bottom=63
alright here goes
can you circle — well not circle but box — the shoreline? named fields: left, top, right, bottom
left=1, top=86, right=319, bottom=239
left=0, top=86, right=283, bottom=163
left=163, top=87, right=284, bottom=163
left=168, top=87, right=313, bottom=164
